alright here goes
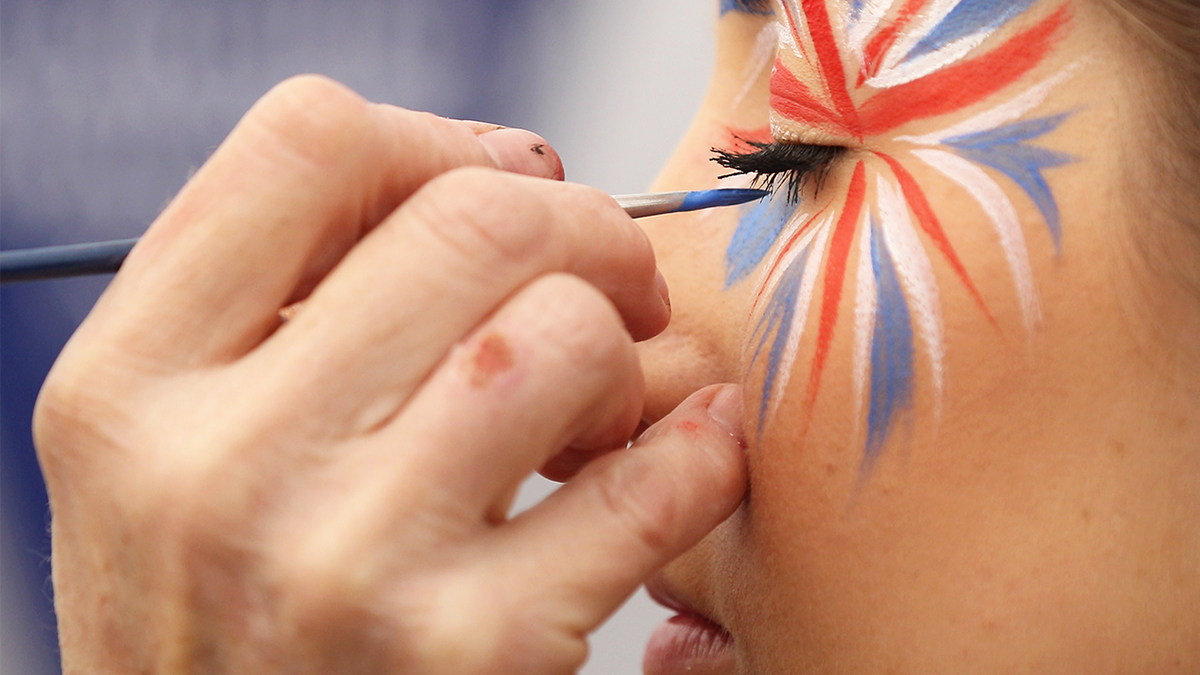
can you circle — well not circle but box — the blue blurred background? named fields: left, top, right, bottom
left=0, top=1, right=713, bottom=672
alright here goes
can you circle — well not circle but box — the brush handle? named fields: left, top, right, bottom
left=0, top=189, right=768, bottom=284
left=1, top=238, right=139, bottom=282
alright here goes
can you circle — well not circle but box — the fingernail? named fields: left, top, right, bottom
left=478, top=128, right=565, bottom=180
left=706, top=385, right=745, bottom=446
left=654, top=269, right=671, bottom=312
left=461, top=120, right=508, bottom=135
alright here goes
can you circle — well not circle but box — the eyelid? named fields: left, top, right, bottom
left=770, top=115, right=856, bottom=148
left=711, top=141, right=847, bottom=202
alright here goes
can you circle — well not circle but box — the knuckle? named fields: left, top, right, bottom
left=33, top=370, right=93, bottom=451
left=590, top=455, right=679, bottom=555
left=279, top=544, right=355, bottom=622
left=32, top=354, right=133, bottom=469
left=519, top=274, right=629, bottom=370
left=410, top=168, right=556, bottom=268
left=403, top=573, right=587, bottom=674
left=401, top=573, right=505, bottom=672
left=249, top=74, right=372, bottom=167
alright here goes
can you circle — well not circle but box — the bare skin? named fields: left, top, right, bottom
left=637, top=1, right=1200, bottom=673
left=33, top=0, right=1200, bottom=673
left=33, top=75, right=748, bottom=674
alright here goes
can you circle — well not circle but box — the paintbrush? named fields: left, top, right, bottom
left=0, top=188, right=768, bottom=284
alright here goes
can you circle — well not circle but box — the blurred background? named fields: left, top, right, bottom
left=0, top=1, right=715, bottom=672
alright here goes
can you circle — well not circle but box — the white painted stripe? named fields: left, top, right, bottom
left=876, top=176, right=946, bottom=414
left=852, top=211, right=877, bottom=436
left=912, top=148, right=1041, bottom=333
left=866, top=31, right=987, bottom=89
left=771, top=213, right=835, bottom=414
left=881, top=0, right=961, bottom=72
left=895, top=63, right=1082, bottom=145
left=848, top=0, right=899, bottom=59
left=733, top=22, right=782, bottom=110
left=780, top=0, right=818, bottom=68
left=751, top=205, right=820, bottom=309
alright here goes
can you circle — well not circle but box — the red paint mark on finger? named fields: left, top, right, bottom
left=470, top=333, right=515, bottom=388
left=675, top=419, right=703, bottom=440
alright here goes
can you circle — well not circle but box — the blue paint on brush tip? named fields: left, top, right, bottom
left=679, top=188, right=771, bottom=213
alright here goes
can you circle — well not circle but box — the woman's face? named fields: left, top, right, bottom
left=636, top=0, right=1200, bottom=673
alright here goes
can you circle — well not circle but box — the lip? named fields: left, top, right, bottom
left=644, top=576, right=736, bottom=675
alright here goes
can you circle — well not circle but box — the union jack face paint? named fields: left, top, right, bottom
left=724, top=0, right=1079, bottom=477
left=721, top=0, right=774, bottom=15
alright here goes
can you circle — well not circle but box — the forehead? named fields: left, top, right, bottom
left=765, top=0, right=1071, bottom=141
left=720, top=0, right=773, bottom=14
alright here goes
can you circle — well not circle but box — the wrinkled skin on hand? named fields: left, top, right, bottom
left=33, top=75, right=748, bottom=675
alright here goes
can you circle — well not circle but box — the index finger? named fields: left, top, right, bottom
left=85, top=76, right=560, bottom=368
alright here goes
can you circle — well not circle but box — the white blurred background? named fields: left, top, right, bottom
left=0, top=1, right=715, bottom=673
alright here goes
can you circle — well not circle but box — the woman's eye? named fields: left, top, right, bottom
left=711, top=142, right=847, bottom=203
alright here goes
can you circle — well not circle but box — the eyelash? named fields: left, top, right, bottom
left=711, top=141, right=847, bottom=204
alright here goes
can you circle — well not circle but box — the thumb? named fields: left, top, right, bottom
left=495, top=384, right=748, bottom=642
left=476, top=127, right=566, bottom=181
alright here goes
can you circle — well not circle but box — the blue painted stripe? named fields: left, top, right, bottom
left=720, top=0, right=773, bottom=15
left=678, top=188, right=770, bottom=212
left=749, top=245, right=811, bottom=431
left=943, top=113, right=1071, bottom=149
left=944, top=114, right=1075, bottom=253
left=865, top=220, right=914, bottom=475
left=725, top=191, right=796, bottom=288
left=904, top=0, right=1038, bottom=63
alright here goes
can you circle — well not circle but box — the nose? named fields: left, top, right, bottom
left=636, top=208, right=749, bottom=426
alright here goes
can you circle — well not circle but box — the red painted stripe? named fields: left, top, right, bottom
left=751, top=206, right=830, bottom=314
left=862, top=26, right=898, bottom=79
left=799, top=0, right=863, bottom=137
left=857, top=3, right=1073, bottom=136
left=770, top=63, right=854, bottom=135
left=721, top=125, right=774, bottom=151
left=862, top=0, right=928, bottom=79
left=876, top=152, right=997, bottom=328
left=804, top=161, right=867, bottom=411
left=779, top=0, right=806, bottom=51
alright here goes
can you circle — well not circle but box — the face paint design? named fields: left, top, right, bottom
left=722, top=0, right=775, bottom=15
left=724, top=0, right=1078, bottom=477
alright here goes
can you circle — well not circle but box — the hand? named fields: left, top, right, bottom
left=33, top=75, right=747, bottom=674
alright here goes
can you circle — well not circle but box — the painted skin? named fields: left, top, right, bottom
left=636, top=0, right=1200, bottom=673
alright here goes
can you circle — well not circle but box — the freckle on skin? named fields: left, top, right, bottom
left=531, top=144, right=546, bottom=156
left=469, top=333, right=515, bottom=388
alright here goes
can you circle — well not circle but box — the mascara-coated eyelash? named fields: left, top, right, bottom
left=711, top=141, right=846, bottom=204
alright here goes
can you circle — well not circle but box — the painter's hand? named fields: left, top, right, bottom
left=33, top=75, right=746, bottom=674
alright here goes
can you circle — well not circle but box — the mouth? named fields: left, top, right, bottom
left=643, top=575, right=736, bottom=675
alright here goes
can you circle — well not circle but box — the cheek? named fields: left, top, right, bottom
left=706, top=148, right=1116, bottom=666
left=637, top=203, right=750, bottom=424
left=733, top=142, right=1073, bottom=475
